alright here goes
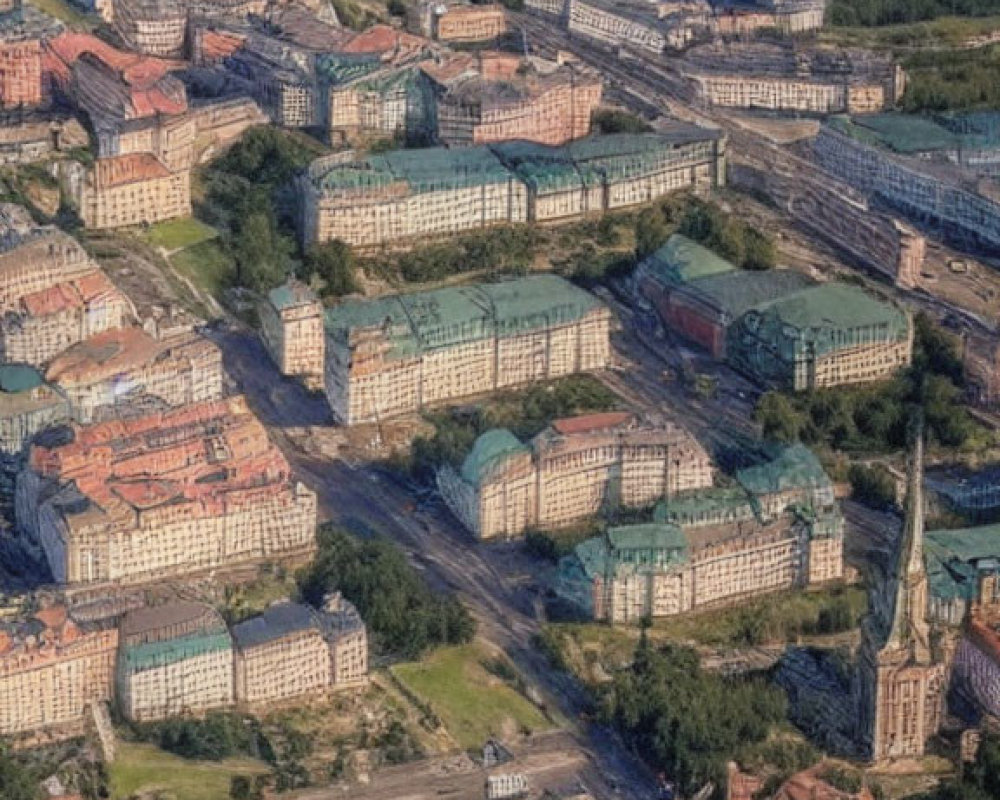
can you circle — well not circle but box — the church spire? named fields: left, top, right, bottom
left=886, top=415, right=931, bottom=661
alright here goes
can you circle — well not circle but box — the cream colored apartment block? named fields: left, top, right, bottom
left=689, top=75, right=887, bottom=114
left=324, top=276, right=611, bottom=425
left=46, top=328, right=224, bottom=423
left=18, top=397, right=317, bottom=588
left=260, top=281, right=325, bottom=389
left=236, top=628, right=331, bottom=705
left=439, top=414, right=714, bottom=539
left=0, top=607, right=117, bottom=740
left=112, top=0, right=186, bottom=56
left=78, top=155, right=191, bottom=230
left=122, top=647, right=233, bottom=721
left=435, top=5, right=507, bottom=41
left=805, top=338, right=913, bottom=391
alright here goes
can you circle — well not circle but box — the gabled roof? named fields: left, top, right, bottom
left=637, top=233, right=735, bottom=288
left=231, top=601, right=319, bottom=649
left=736, top=443, right=830, bottom=497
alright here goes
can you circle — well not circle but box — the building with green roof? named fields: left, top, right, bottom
left=300, top=128, right=725, bottom=246
left=116, top=602, right=234, bottom=722
left=324, top=275, right=612, bottom=425
left=925, top=524, right=1000, bottom=626
left=0, top=365, right=68, bottom=456
left=553, top=473, right=845, bottom=622
left=726, top=282, right=912, bottom=391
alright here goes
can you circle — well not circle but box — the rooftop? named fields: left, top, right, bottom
left=231, top=601, right=319, bottom=649
left=0, top=364, right=42, bottom=394
left=268, top=279, right=319, bottom=311
left=737, top=443, right=831, bottom=497
left=676, top=269, right=815, bottom=319
left=637, top=233, right=736, bottom=289
left=120, top=601, right=224, bottom=639
left=607, top=522, right=687, bottom=552
left=45, top=328, right=216, bottom=388
left=460, top=428, right=529, bottom=486
left=325, top=275, right=605, bottom=358
left=754, top=283, right=909, bottom=337
left=550, top=412, right=632, bottom=436
left=28, top=396, right=296, bottom=522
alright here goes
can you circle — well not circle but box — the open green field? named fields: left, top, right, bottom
left=110, top=742, right=268, bottom=800
left=28, top=0, right=95, bottom=28
left=170, top=238, right=234, bottom=299
left=146, top=218, right=219, bottom=252
left=391, top=643, right=552, bottom=749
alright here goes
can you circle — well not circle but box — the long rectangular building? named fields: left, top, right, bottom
left=17, top=396, right=317, bottom=587
left=323, top=275, right=611, bottom=425
left=554, top=444, right=844, bottom=622
left=299, top=128, right=726, bottom=248
left=438, top=413, right=713, bottom=539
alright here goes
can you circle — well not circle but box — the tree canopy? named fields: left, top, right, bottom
left=601, top=640, right=787, bottom=795
left=298, top=526, right=476, bottom=659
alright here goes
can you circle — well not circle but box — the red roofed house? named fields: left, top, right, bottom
left=17, top=396, right=317, bottom=586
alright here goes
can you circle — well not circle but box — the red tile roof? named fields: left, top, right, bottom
left=551, top=412, right=633, bottom=436
left=342, top=24, right=428, bottom=58
left=21, top=270, right=118, bottom=317
left=92, top=153, right=173, bottom=188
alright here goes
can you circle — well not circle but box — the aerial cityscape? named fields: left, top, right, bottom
left=2, top=0, right=1000, bottom=796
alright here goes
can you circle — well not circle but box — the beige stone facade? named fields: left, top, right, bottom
left=439, top=413, right=714, bottom=539
left=324, top=276, right=611, bottom=425
left=855, top=435, right=946, bottom=763
left=116, top=602, right=234, bottom=722
left=112, top=0, right=186, bottom=56
left=0, top=369, right=69, bottom=455
left=435, top=4, right=506, bottom=41
left=260, top=280, right=325, bottom=390
left=0, top=606, right=117, bottom=740
left=233, top=595, right=368, bottom=706
left=77, top=153, right=191, bottom=229
left=45, top=327, right=224, bottom=423
left=17, top=396, right=317, bottom=587
left=425, top=52, right=602, bottom=147
left=301, top=130, right=725, bottom=249
left=0, top=205, right=133, bottom=367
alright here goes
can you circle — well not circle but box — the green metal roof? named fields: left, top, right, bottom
left=759, top=283, right=907, bottom=336
left=829, top=112, right=1000, bottom=155
left=268, top=281, right=317, bottom=311
left=654, top=486, right=755, bottom=526
left=679, top=269, right=816, bottom=320
left=926, top=524, right=1000, bottom=600
left=121, top=631, right=232, bottom=674
left=737, top=443, right=831, bottom=497
left=0, top=365, right=42, bottom=394
left=638, top=234, right=736, bottom=289
left=325, top=275, right=605, bottom=359
left=608, top=523, right=687, bottom=552
left=315, top=145, right=513, bottom=194
left=460, top=429, right=528, bottom=486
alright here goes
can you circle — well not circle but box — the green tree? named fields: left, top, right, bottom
left=635, top=207, right=671, bottom=259
left=232, top=212, right=290, bottom=293
left=0, top=745, right=36, bottom=800
left=299, top=526, right=476, bottom=658
left=743, top=228, right=776, bottom=271
left=848, top=464, right=897, bottom=510
left=305, top=239, right=358, bottom=298
left=755, top=392, right=804, bottom=442
left=592, top=108, right=653, bottom=134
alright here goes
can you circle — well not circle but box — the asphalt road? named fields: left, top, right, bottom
left=211, top=326, right=661, bottom=800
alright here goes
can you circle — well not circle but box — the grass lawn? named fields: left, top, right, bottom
left=821, top=15, right=1000, bottom=48
left=110, top=742, right=268, bottom=800
left=170, top=238, right=234, bottom=299
left=391, top=643, right=552, bottom=749
left=146, top=218, right=219, bottom=252
left=28, top=0, right=95, bottom=28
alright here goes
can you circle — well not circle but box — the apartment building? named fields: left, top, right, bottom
left=554, top=444, right=844, bottom=622
left=233, top=594, right=367, bottom=706
left=259, top=280, right=325, bottom=390
left=323, top=275, right=611, bottom=425
left=423, top=51, right=601, bottom=147
left=438, top=413, right=713, bottom=539
left=116, top=602, right=234, bottom=722
left=679, top=42, right=904, bottom=114
left=0, top=0, right=62, bottom=108
left=0, top=365, right=69, bottom=455
left=301, top=129, right=725, bottom=247
left=435, top=4, right=506, bottom=41
left=76, top=152, right=191, bottom=229
left=112, top=0, right=187, bottom=56
left=0, top=605, right=117, bottom=740
left=17, top=396, right=317, bottom=587
left=45, top=327, right=224, bottom=423
left=0, top=204, right=132, bottom=366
